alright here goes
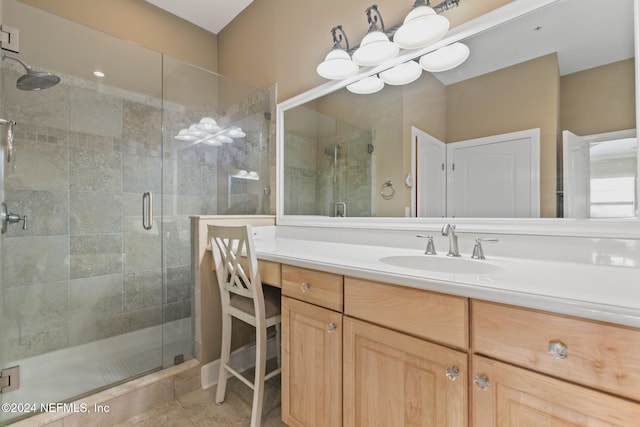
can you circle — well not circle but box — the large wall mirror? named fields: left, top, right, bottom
left=277, top=0, right=639, bottom=236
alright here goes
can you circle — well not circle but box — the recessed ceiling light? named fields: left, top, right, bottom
left=93, top=70, right=105, bottom=78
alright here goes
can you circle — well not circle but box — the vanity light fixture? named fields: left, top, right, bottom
left=317, top=26, right=360, bottom=80
left=419, top=42, right=470, bottom=72
left=346, top=75, right=385, bottom=94
left=174, top=117, right=245, bottom=145
left=351, top=5, right=399, bottom=67
left=379, top=60, right=422, bottom=85
left=317, top=0, right=464, bottom=94
left=393, top=0, right=451, bottom=49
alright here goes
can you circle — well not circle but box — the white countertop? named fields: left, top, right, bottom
left=254, top=236, right=640, bottom=328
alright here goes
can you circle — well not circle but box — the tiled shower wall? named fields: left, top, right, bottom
left=2, top=63, right=273, bottom=363
left=318, top=121, right=373, bottom=217
left=2, top=68, right=168, bottom=362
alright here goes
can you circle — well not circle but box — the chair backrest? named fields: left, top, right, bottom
left=208, top=224, right=263, bottom=304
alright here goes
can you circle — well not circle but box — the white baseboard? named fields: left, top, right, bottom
left=201, top=337, right=279, bottom=390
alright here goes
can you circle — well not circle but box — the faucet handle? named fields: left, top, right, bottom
left=471, top=238, right=498, bottom=260
left=416, top=234, right=437, bottom=255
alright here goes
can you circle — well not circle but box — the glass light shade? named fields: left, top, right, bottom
left=420, top=42, right=470, bottom=72
left=317, top=48, right=359, bottom=80
left=196, top=117, right=220, bottom=132
left=174, top=129, right=198, bottom=141
left=352, top=31, right=399, bottom=66
left=379, top=61, right=422, bottom=85
left=393, top=7, right=450, bottom=49
left=227, top=127, right=246, bottom=138
left=346, top=76, right=384, bottom=94
left=216, top=134, right=234, bottom=144
left=203, top=139, right=222, bottom=146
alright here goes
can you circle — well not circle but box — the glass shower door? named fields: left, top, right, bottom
left=0, top=1, right=164, bottom=423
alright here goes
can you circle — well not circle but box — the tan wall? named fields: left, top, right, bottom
left=18, top=0, right=217, bottom=71
left=219, top=0, right=512, bottom=102
left=561, top=58, right=636, bottom=136
left=446, top=54, right=560, bottom=217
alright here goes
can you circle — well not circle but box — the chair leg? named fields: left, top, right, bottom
left=275, top=322, right=282, bottom=368
left=250, top=325, right=267, bottom=427
left=216, top=312, right=232, bottom=405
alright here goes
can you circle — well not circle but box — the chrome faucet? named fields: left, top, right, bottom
left=441, top=223, right=460, bottom=257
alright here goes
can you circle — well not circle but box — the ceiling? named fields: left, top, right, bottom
left=144, top=0, right=253, bottom=34
left=436, top=0, right=634, bottom=85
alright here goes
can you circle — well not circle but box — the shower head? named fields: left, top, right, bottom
left=2, top=54, right=61, bottom=91
left=324, top=145, right=341, bottom=160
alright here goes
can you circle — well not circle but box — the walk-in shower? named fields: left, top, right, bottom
left=0, top=1, right=273, bottom=424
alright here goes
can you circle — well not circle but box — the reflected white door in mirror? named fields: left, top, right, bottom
left=413, top=128, right=540, bottom=218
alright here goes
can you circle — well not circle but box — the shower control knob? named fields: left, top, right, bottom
left=1, top=202, right=27, bottom=233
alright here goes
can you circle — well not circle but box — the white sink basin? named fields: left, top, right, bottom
left=379, top=255, right=504, bottom=275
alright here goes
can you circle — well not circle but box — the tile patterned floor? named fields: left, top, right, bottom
left=115, top=372, right=285, bottom=427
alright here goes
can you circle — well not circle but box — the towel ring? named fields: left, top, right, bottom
left=380, top=180, right=395, bottom=200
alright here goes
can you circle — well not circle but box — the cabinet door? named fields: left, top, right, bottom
left=282, top=296, right=342, bottom=427
left=472, top=355, right=640, bottom=426
left=344, top=317, right=468, bottom=427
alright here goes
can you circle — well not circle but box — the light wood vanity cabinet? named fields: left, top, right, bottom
left=344, top=277, right=468, bottom=349
left=280, top=263, right=640, bottom=426
left=343, top=278, right=469, bottom=427
left=471, top=300, right=640, bottom=424
left=282, top=268, right=469, bottom=427
left=281, top=266, right=344, bottom=427
left=472, top=355, right=640, bottom=426
left=344, top=317, right=468, bottom=427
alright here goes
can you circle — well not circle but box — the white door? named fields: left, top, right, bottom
left=412, top=127, right=446, bottom=217
left=562, top=130, right=590, bottom=218
left=447, top=129, right=540, bottom=218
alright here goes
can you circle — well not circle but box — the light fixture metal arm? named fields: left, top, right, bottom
left=365, top=4, right=386, bottom=32
left=331, top=25, right=351, bottom=51
left=433, top=0, right=460, bottom=13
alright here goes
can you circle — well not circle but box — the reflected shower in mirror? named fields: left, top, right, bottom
left=284, top=106, right=374, bottom=217
left=281, top=0, right=637, bottom=219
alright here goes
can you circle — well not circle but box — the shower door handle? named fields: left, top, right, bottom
left=0, top=118, right=16, bottom=163
left=142, top=192, right=153, bottom=230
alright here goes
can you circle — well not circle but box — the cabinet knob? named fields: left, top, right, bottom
left=445, top=366, right=459, bottom=382
left=473, top=375, right=490, bottom=391
left=548, top=341, right=568, bottom=359
left=327, top=323, right=337, bottom=333
left=300, top=282, right=311, bottom=292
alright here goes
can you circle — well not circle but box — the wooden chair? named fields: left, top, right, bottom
left=208, top=224, right=281, bottom=427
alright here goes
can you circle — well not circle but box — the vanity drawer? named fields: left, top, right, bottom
left=258, top=260, right=281, bottom=288
left=344, top=277, right=468, bottom=349
left=472, top=300, right=640, bottom=402
left=282, top=265, right=343, bottom=311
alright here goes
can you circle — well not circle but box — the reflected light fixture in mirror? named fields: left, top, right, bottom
left=420, top=42, right=470, bottom=72
left=347, top=75, right=385, bottom=94
left=174, top=117, right=246, bottom=146
left=352, top=5, right=399, bottom=66
left=379, top=60, right=422, bottom=85
left=393, top=0, right=451, bottom=49
left=316, top=25, right=359, bottom=80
